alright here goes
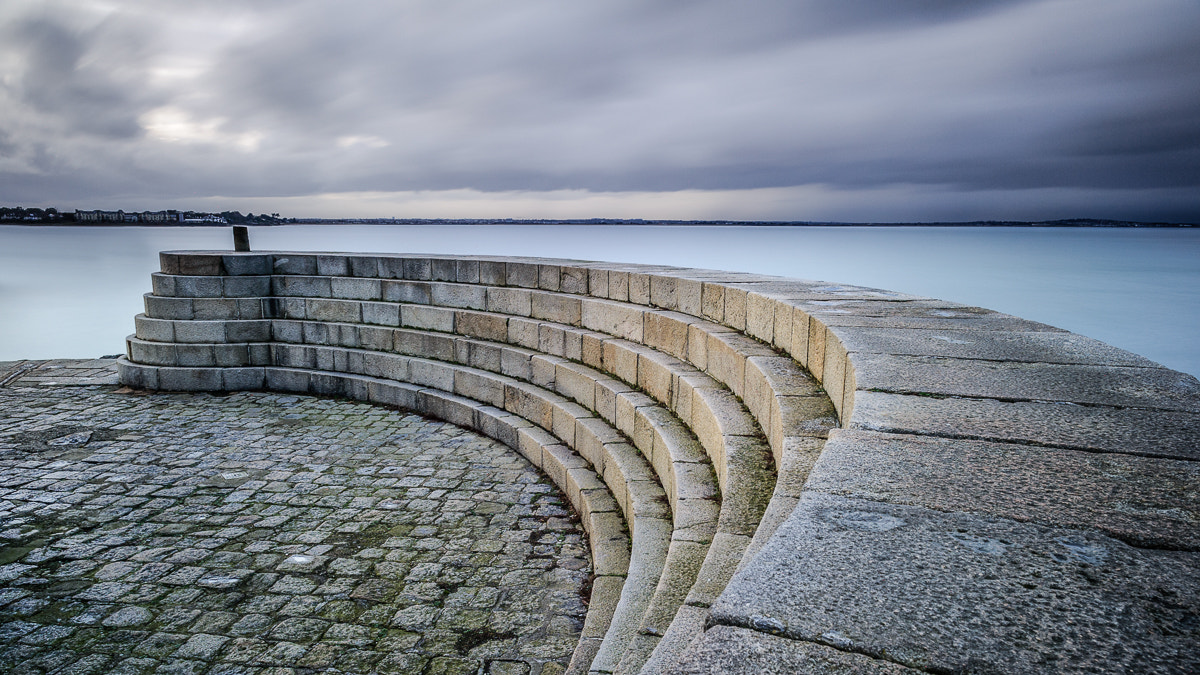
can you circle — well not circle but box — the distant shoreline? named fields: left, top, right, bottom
left=3, top=218, right=1196, bottom=228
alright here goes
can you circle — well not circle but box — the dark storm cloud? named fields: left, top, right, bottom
left=1, top=0, right=1198, bottom=220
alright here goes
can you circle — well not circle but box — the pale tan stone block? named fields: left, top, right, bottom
left=581, top=298, right=644, bottom=342
left=408, top=358, right=455, bottom=391
left=530, top=353, right=560, bottom=388
left=723, top=286, right=747, bottom=330
left=553, top=399, right=592, bottom=447
left=643, top=311, right=690, bottom=359
left=637, top=351, right=675, bottom=404
left=649, top=275, right=678, bottom=310
left=687, top=324, right=709, bottom=371
left=615, top=391, right=656, bottom=439
left=538, top=264, right=561, bottom=291
left=499, top=348, right=533, bottom=381
left=822, top=333, right=848, bottom=414
left=504, top=382, right=554, bottom=429
left=537, top=323, right=566, bottom=356
left=677, top=278, right=703, bottom=316
left=629, top=272, right=651, bottom=305
left=807, top=316, right=827, bottom=379
left=593, top=377, right=632, bottom=424
left=602, top=340, right=640, bottom=384
left=401, top=304, right=454, bottom=332
left=506, top=262, right=539, bottom=288
left=454, top=310, right=508, bottom=341
left=706, top=334, right=747, bottom=397
left=507, top=316, right=540, bottom=349
left=531, top=292, right=582, bottom=325
left=453, top=369, right=504, bottom=407
left=555, top=362, right=596, bottom=409
left=581, top=332, right=606, bottom=368
left=588, top=268, right=609, bottom=299
left=430, top=282, right=485, bottom=309
left=608, top=269, right=630, bottom=301
left=745, top=292, right=775, bottom=343
left=790, top=305, right=811, bottom=366
left=701, top=282, right=725, bottom=322
left=560, top=266, right=588, bottom=294
left=485, top=286, right=532, bottom=316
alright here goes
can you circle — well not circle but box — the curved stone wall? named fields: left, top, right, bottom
left=119, top=251, right=1200, bottom=674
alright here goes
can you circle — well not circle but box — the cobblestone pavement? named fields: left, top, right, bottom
left=0, top=361, right=590, bottom=675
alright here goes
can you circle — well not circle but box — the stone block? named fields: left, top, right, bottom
left=466, top=340, right=502, bottom=372
left=151, top=273, right=175, bottom=296
left=676, top=277, right=703, bottom=316
left=175, top=275, right=224, bottom=298
left=588, top=268, right=610, bottom=299
left=356, top=325, right=391, bottom=351
left=560, top=266, right=588, bottom=294
left=145, top=295, right=192, bottom=321
left=402, top=305, right=454, bottom=333
left=486, top=287, right=532, bottom=316
left=848, top=389, right=1200, bottom=461
left=454, top=369, right=505, bottom=408
left=650, top=275, right=679, bottom=310
left=403, top=258, right=433, bottom=280
left=430, top=258, right=457, bottom=281
left=191, top=298, right=238, bottom=320
left=223, top=276, right=271, bottom=298
left=478, top=260, right=505, bottom=285
left=504, top=382, right=554, bottom=430
left=376, top=256, right=405, bottom=279
left=531, top=292, right=582, bottom=325
left=130, top=339, right=177, bottom=366
left=175, top=343, right=215, bottom=367
left=455, top=310, right=508, bottom=341
left=582, top=299, right=644, bottom=342
left=430, top=282, right=486, bottom=310
left=507, top=317, right=540, bottom=349
left=643, top=312, right=691, bottom=359
left=408, top=359, right=455, bottom=391
left=538, top=264, right=561, bottom=291
left=361, top=301, right=400, bottom=326
left=608, top=270, right=630, bottom=301
left=381, top=279, right=430, bottom=305
left=455, top=259, right=479, bottom=283
left=683, top=531, right=752, bottom=608
left=304, top=298, right=360, bottom=324
left=555, top=363, right=596, bottom=409
left=158, top=366, right=223, bottom=391
left=174, top=320, right=227, bottom=344
left=348, top=255, right=380, bottom=278
left=581, top=332, right=606, bottom=369
left=316, top=254, right=350, bottom=276
left=222, top=367, right=265, bottom=391
left=265, top=367, right=310, bottom=392
left=225, top=320, right=270, bottom=343
left=271, top=254, right=317, bottom=275
left=537, top=324, right=566, bottom=357
left=506, top=262, right=539, bottom=288
left=602, top=340, right=640, bottom=385
left=330, top=276, right=381, bottom=301
left=273, top=275, right=331, bottom=298
left=637, top=351, right=677, bottom=404
left=174, top=253, right=222, bottom=276
left=629, top=272, right=651, bottom=305
left=500, top=348, right=533, bottom=381
left=368, top=380, right=418, bottom=409
left=272, top=319, right=302, bottom=344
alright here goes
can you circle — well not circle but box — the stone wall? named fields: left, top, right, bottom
left=119, top=251, right=1200, bottom=674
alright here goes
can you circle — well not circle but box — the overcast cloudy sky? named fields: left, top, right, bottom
left=1, top=0, right=1198, bottom=222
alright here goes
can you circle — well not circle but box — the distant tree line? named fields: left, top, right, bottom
left=0, top=206, right=294, bottom=224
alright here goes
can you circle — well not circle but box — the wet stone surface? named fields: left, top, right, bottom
left=0, top=367, right=590, bottom=675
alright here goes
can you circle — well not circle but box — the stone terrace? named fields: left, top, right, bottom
left=102, top=251, right=1200, bottom=672
left=0, top=360, right=589, bottom=675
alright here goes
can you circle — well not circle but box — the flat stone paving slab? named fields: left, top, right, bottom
left=0, top=361, right=589, bottom=675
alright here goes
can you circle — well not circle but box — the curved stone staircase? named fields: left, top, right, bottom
left=119, top=251, right=1200, bottom=674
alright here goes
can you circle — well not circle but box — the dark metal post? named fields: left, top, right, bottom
left=233, top=226, right=250, bottom=252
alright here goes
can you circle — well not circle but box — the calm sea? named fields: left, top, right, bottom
left=2, top=224, right=1197, bottom=378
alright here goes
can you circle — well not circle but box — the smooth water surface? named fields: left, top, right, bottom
left=2, top=224, right=1197, bottom=378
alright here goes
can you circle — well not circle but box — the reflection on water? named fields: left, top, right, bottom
left=1, top=224, right=1197, bottom=377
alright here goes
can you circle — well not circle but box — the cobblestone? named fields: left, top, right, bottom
left=0, top=361, right=590, bottom=674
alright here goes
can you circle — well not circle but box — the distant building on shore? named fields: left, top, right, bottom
left=75, top=210, right=182, bottom=223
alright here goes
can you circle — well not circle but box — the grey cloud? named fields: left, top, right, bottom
left=0, top=0, right=1197, bottom=222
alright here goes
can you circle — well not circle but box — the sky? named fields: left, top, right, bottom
left=1, top=0, right=1198, bottom=223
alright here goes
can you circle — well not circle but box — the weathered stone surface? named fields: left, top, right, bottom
left=666, top=625, right=919, bottom=674
left=808, top=429, right=1200, bottom=549
left=848, top=389, right=1200, bottom=460
left=836, top=327, right=1162, bottom=367
left=850, top=352, right=1200, bottom=412
left=713, top=493, right=1200, bottom=674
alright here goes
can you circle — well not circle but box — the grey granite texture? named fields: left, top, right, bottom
left=711, top=493, right=1200, bottom=674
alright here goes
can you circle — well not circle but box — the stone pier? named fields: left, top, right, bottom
left=9, top=250, right=1199, bottom=673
